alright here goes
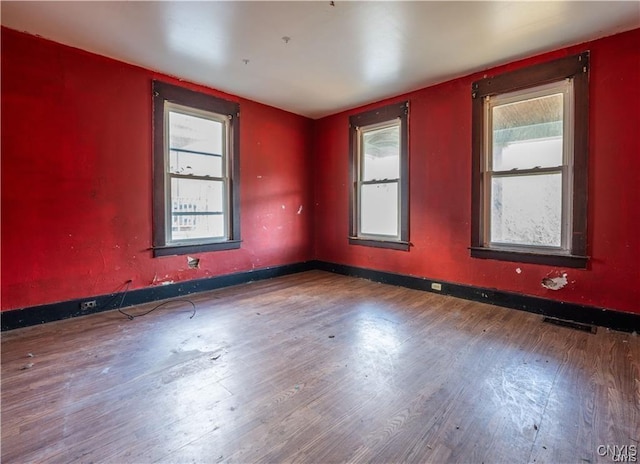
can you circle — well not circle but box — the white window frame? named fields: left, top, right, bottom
left=164, top=102, right=231, bottom=245
left=482, top=80, right=574, bottom=254
left=356, top=119, right=402, bottom=241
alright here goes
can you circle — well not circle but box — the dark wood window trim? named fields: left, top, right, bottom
left=348, top=237, right=411, bottom=251
left=349, top=101, right=410, bottom=251
left=152, top=81, right=241, bottom=257
left=470, top=52, right=589, bottom=268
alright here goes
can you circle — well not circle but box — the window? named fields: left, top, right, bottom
left=349, top=101, right=409, bottom=251
left=152, top=81, right=240, bottom=257
left=471, top=52, right=589, bottom=268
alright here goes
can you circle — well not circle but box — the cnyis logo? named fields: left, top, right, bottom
left=597, top=445, right=638, bottom=462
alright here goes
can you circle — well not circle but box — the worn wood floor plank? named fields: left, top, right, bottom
left=2, top=271, right=638, bottom=463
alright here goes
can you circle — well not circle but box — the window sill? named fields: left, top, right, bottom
left=469, top=247, right=588, bottom=268
left=349, top=237, right=410, bottom=251
left=153, top=240, right=241, bottom=257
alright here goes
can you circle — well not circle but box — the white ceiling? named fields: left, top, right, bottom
left=2, top=1, right=639, bottom=119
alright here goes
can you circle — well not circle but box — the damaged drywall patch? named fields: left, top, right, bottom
left=541, top=272, right=568, bottom=290
left=187, top=256, right=200, bottom=269
left=297, top=205, right=303, bottom=214
left=152, top=274, right=175, bottom=286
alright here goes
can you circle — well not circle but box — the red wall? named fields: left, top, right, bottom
left=313, top=28, right=640, bottom=315
left=1, top=27, right=314, bottom=310
left=2, top=27, right=639, bottom=316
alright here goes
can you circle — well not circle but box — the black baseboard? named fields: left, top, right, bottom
left=1, top=261, right=314, bottom=331
left=3, top=259, right=638, bottom=334
left=312, top=260, right=640, bottom=334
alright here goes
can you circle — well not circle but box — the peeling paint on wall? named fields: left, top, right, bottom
left=297, top=205, right=303, bottom=214
left=152, top=273, right=177, bottom=286
left=187, top=256, right=200, bottom=269
left=541, top=272, right=568, bottom=290
left=516, top=268, right=522, bottom=274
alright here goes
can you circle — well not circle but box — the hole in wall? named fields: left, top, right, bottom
left=187, top=256, right=200, bottom=269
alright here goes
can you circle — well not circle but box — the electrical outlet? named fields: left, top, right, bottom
left=80, top=300, right=97, bottom=311
left=431, top=282, right=442, bottom=291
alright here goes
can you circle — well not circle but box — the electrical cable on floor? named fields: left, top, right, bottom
left=119, top=299, right=196, bottom=320
left=115, top=280, right=197, bottom=320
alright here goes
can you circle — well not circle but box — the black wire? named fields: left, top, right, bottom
left=114, top=280, right=196, bottom=320
left=116, top=280, right=132, bottom=318
left=118, top=299, right=196, bottom=320
left=99, top=280, right=133, bottom=311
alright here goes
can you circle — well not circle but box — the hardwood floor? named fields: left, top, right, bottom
left=2, top=271, right=639, bottom=463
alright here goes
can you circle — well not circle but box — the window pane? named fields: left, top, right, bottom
left=170, top=178, right=226, bottom=241
left=171, top=178, right=224, bottom=214
left=171, top=214, right=225, bottom=241
left=360, top=182, right=398, bottom=236
left=169, top=111, right=224, bottom=177
left=492, top=93, right=563, bottom=171
left=490, top=173, right=562, bottom=247
left=169, top=150, right=223, bottom=178
left=362, top=125, right=400, bottom=181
